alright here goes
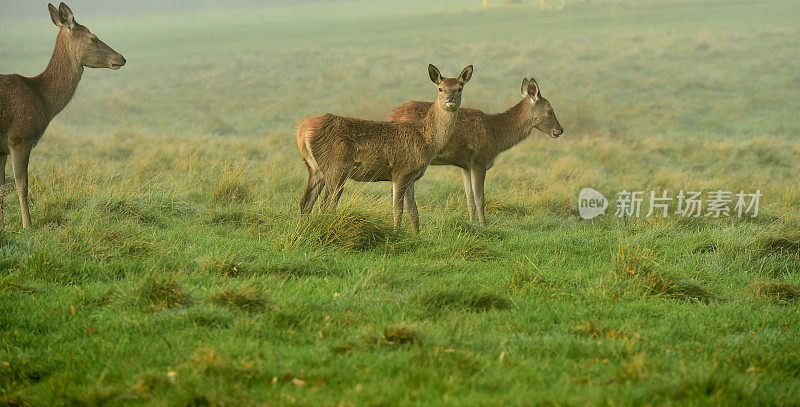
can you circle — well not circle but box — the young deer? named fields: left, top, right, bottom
left=297, top=64, right=473, bottom=234
left=388, top=77, right=563, bottom=225
left=0, top=3, right=126, bottom=229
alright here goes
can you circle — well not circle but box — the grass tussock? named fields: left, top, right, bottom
left=445, top=235, right=499, bottom=261
left=0, top=278, right=38, bottom=295
left=508, top=257, right=553, bottom=292
left=362, top=325, right=422, bottom=348
left=382, top=325, right=420, bottom=345
left=571, top=322, right=623, bottom=339
left=615, top=353, right=647, bottom=383
left=613, top=245, right=714, bottom=303
left=211, top=163, right=254, bottom=205
left=95, top=196, right=194, bottom=226
left=749, top=282, right=800, bottom=304
left=81, top=288, right=117, bottom=307
left=136, top=272, right=191, bottom=309
left=420, top=286, right=512, bottom=313
left=285, top=210, right=401, bottom=251
left=757, top=231, right=800, bottom=257
left=199, top=255, right=250, bottom=277
left=207, top=207, right=268, bottom=228
left=209, top=288, right=268, bottom=312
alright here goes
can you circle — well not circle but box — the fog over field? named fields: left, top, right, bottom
left=1, top=0, right=799, bottom=405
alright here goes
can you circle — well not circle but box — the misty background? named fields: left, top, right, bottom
left=1, top=1, right=284, bottom=19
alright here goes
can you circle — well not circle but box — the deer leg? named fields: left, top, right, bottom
left=392, top=175, right=413, bottom=231
left=300, top=168, right=324, bottom=214
left=460, top=167, right=476, bottom=223
left=470, top=165, right=487, bottom=226
left=404, top=182, right=419, bottom=235
left=0, top=154, right=6, bottom=228
left=321, top=169, right=347, bottom=211
left=11, top=146, right=32, bottom=228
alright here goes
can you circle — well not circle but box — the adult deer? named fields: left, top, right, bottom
left=388, top=77, right=563, bottom=225
left=297, top=64, right=473, bottom=234
left=0, top=3, right=126, bottom=228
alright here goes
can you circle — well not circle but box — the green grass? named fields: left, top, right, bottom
left=1, top=0, right=800, bottom=404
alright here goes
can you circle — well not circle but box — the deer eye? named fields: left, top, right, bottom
left=438, top=88, right=443, bottom=92
left=457, top=88, right=463, bottom=92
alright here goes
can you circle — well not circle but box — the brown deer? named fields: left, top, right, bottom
left=297, top=64, right=473, bottom=234
left=388, top=77, right=563, bottom=225
left=0, top=3, right=126, bottom=229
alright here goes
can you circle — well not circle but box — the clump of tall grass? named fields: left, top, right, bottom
left=419, top=285, right=512, bottom=313
left=199, top=254, right=250, bottom=277
left=0, top=278, right=37, bottom=295
left=91, top=194, right=196, bottom=225
left=613, top=245, right=713, bottom=303
left=369, top=325, right=422, bottom=347
left=757, top=230, right=800, bottom=257
left=749, top=282, right=800, bottom=304
left=209, top=287, right=268, bottom=312
left=571, top=321, right=623, bottom=339
left=425, top=233, right=499, bottom=261
left=284, top=209, right=401, bottom=251
left=136, top=272, right=191, bottom=309
left=508, top=257, right=553, bottom=292
left=211, top=162, right=255, bottom=205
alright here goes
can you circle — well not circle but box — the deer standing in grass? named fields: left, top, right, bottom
left=0, top=3, right=126, bottom=229
left=297, top=64, right=473, bottom=234
left=388, top=77, right=563, bottom=225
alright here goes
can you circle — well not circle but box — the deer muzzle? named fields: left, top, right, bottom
left=109, top=54, right=126, bottom=70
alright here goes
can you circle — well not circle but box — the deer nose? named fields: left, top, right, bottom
left=553, top=128, right=563, bottom=137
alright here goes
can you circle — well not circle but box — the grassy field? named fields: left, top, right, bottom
left=1, top=0, right=800, bottom=405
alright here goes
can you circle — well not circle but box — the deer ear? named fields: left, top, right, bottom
left=528, top=77, right=540, bottom=101
left=521, top=78, right=530, bottom=97
left=428, top=64, right=442, bottom=85
left=59, top=2, right=75, bottom=30
left=48, top=4, right=62, bottom=27
left=459, top=65, right=473, bottom=84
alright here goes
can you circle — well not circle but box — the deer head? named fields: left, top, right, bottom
left=429, top=64, right=473, bottom=112
left=522, top=77, right=563, bottom=138
left=48, top=3, right=126, bottom=70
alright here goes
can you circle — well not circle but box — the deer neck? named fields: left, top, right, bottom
left=492, top=98, right=537, bottom=152
left=421, top=103, right=458, bottom=153
left=34, top=29, right=84, bottom=120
